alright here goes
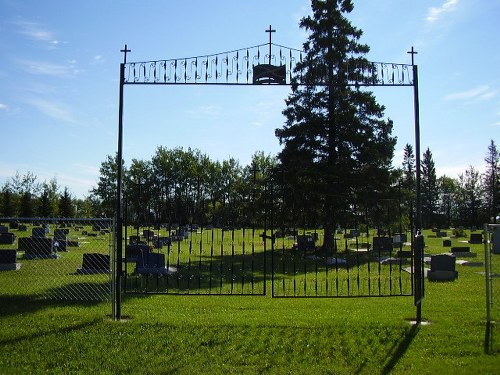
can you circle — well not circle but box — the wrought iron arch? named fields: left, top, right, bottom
left=113, top=38, right=423, bottom=323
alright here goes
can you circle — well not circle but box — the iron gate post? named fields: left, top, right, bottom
left=412, top=56, right=424, bottom=323
left=114, top=60, right=125, bottom=321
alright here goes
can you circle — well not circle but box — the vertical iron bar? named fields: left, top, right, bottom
left=114, top=62, right=125, bottom=321
left=484, top=224, right=492, bottom=326
left=413, top=63, right=424, bottom=323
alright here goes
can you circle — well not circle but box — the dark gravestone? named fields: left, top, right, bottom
left=493, top=229, right=500, bottom=255
left=393, top=233, right=408, bottom=243
left=125, top=244, right=150, bottom=262
left=0, top=233, right=16, bottom=245
left=450, top=246, right=476, bottom=257
left=129, top=235, right=141, bottom=244
left=9, top=221, right=19, bottom=230
left=92, top=222, right=110, bottom=232
left=0, top=249, right=20, bottom=271
left=372, top=237, right=392, bottom=252
left=136, top=252, right=174, bottom=275
left=18, top=224, right=27, bottom=231
left=54, top=229, right=68, bottom=251
left=32, top=227, right=46, bottom=238
left=19, top=237, right=58, bottom=259
left=438, top=231, right=447, bottom=238
left=350, top=229, right=360, bottom=237
left=77, top=253, right=111, bottom=274
left=469, top=233, right=483, bottom=244
left=0, top=225, right=8, bottom=233
left=428, top=254, right=458, bottom=281
left=296, top=235, right=316, bottom=252
left=143, top=229, right=155, bottom=240
left=443, top=239, right=452, bottom=247
left=397, top=250, right=412, bottom=258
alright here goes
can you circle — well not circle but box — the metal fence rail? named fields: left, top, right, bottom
left=0, top=218, right=113, bottom=301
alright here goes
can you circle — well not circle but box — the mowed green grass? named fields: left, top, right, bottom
left=1, top=228, right=500, bottom=374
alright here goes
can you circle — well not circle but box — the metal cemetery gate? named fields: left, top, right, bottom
left=116, top=31, right=422, bottom=319
left=122, top=179, right=413, bottom=298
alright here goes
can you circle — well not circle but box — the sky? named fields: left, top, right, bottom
left=0, top=0, right=498, bottom=198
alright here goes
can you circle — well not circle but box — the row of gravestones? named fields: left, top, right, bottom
left=427, top=229, right=500, bottom=281
left=0, top=223, right=112, bottom=273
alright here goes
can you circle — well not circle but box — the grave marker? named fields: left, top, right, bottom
left=427, top=254, right=458, bottom=281
left=77, top=253, right=111, bottom=274
left=0, top=232, right=16, bottom=245
left=492, top=229, right=500, bottom=254
left=0, top=249, right=21, bottom=271
left=469, top=233, right=483, bottom=244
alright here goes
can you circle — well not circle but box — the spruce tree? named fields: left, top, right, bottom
left=421, top=148, right=438, bottom=228
left=275, top=0, right=396, bottom=252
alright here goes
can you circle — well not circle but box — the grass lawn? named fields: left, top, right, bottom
left=1, top=228, right=499, bottom=374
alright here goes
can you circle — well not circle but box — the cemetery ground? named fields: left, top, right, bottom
left=1, top=227, right=499, bottom=374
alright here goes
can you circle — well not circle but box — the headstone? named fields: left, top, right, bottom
left=0, top=250, right=21, bottom=271
left=0, top=232, right=16, bottom=245
left=372, top=237, right=392, bottom=252
left=9, top=221, right=19, bottom=230
left=18, top=224, right=27, bottom=231
left=469, top=233, right=483, bottom=244
left=451, top=246, right=476, bottom=257
left=427, top=254, right=458, bottom=281
left=349, top=229, right=359, bottom=237
left=296, top=235, right=316, bottom=252
left=136, top=252, right=175, bottom=275
left=492, top=229, right=500, bottom=254
left=443, top=239, right=452, bottom=247
left=32, top=227, right=46, bottom=238
left=438, top=231, right=447, bottom=238
left=41, top=223, right=50, bottom=235
left=53, top=229, right=68, bottom=251
left=77, top=253, right=111, bottom=274
left=19, top=237, right=58, bottom=259
left=129, top=235, right=141, bottom=244
left=0, top=225, right=8, bottom=233
left=397, top=250, right=412, bottom=258
left=125, top=243, right=150, bottom=262
left=143, top=229, right=155, bottom=240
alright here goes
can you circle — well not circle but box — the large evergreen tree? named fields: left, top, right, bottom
left=275, top=0, right=396, bottom=252
left=483, top=139, right=500, bottom=222
left=421, top=148, right=438, bottom=228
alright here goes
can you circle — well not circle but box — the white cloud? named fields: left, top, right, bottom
left=0, top=103, right=8, bottom=110
left=186, top=105, right=221, bottom=118
left=15, top=20, right=61, bottom=46
left=426, top=0, right=459, bottom=23
left=27, top=98, right=75, bottom=123
left=444, top=85, right=497, bottom=101
left=18, top=59, right=79, bottom=77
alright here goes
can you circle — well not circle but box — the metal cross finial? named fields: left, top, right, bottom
left=121, top=44, right=131, bottom=64
left=407, top=46, right=418, bottom=66
left=265, top=25, right=276, bottom=65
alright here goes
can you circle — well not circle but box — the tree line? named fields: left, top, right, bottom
left=1, top=140, right=498, bottom=230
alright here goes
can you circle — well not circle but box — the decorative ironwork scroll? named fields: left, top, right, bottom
left=124, top=43, right=414, bottom=87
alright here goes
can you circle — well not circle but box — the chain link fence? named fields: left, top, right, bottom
left=484, top=224, right=500, bottom=354
left=0, top=218, right=113, bottom=301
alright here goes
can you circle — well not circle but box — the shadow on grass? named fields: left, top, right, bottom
left=484, top=321, right=496, bottom=354
left=0, top=308, right=100, bottom=346
left=381, top=323, right=420, bottom=375
left=0, top=280, right=110, bottom=316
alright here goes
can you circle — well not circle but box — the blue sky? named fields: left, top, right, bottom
left=0, top=0, right=498, bottom=198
